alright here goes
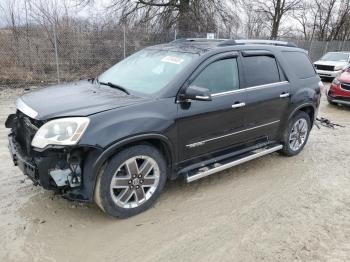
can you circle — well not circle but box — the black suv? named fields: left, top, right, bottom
left=5, top=39, right=322, bottom=218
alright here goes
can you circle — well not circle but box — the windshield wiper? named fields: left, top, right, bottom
left=98, top=81, right=130, bottom=95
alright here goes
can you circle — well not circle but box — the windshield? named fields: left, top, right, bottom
left=320, top=52, right=349, bottom=62
left=98, top=49, right=197, bottom=95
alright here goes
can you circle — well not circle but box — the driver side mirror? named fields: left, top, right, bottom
left=180, top=85, right=212, bottom=102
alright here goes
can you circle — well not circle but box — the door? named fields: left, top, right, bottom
left=176, top=53, right=247, bottom=162
left=240, top=51, right=291, bottom=141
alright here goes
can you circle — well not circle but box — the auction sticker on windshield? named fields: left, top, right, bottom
left=161, top=56, right=184, bottom=65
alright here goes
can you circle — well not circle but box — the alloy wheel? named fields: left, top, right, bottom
left=109, top=155, right=160, bottom=209
left=289, top=118, right=308, bottom=151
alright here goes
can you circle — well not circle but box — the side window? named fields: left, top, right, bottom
left=242, top=55, right=280, bottom=87
left=282, top=51, right=316, bottom=79
left=191, top=58, right=239, bottom=94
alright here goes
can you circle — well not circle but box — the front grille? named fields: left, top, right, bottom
left=329, top=93, right=350, bottom=102
left=341, top=83, right=350, bottom=91
left=14, top=111, right=42, bottom=155
left=315, top=64, right=335, bottom=71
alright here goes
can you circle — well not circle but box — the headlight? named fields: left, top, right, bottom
left=31, top=117, right=90, bottom=149
left=332, top=78, right=341, bottom=85
left=334, top=65, right=345, bottom=71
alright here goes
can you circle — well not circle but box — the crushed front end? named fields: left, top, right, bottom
left=5, top=110, right=98, bottom=202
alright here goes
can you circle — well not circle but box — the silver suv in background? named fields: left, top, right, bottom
left=314, top=52, right=350, bottom=79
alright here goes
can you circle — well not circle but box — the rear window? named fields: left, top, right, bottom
left=282, top=51, right=316, bottom=79
left=242, top=56, right=280, bottom=87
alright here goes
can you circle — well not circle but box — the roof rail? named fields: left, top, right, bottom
left=172, top=38, right=227, bottom=43
left=170, top=38, right=297, bottom=47
left=218, top=39, right=297, bottom=47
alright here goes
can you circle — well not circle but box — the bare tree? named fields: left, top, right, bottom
left=294, top=1, right=319, bottom=40
left=251, top=0, right=302, bottom=39
left=293, top=0, right=350, bottom=41
left=241, top=1, right=269, bottom=38
left=0, top=0, right=22, bottom=40
left=0, top=0, right=23, bottom=65
left=328, top=0, right=350, bottom=40
left=79, top=0, right=239, bottom=37
left=27, top=0, right=72, bottom=47
left=313, top=0, right=337, bottom=40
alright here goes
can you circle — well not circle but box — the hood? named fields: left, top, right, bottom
left=338, top=71, right=350, bottom=83
left=314, top=60, right=348, bottom=67
left=19, top=80, right=148, bottom=120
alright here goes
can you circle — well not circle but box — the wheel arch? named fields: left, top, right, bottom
left=289, top=103, right=316, bottom=127
left=279, top=103, right=314, bottom=156
left=87, top=134, right=174, bottom=200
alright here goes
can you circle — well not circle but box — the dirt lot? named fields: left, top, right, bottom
left=0, top=84, right=349, bottom=262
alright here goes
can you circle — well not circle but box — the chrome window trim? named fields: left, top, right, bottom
left=186, top=120, right=280, bottom=148
left=244, top=81, right=289, bottom=91
left=211, top=89, right=245, bottom=97
left=212, top=81, right=289, bottom=97
left=16, top=98, right=38, bottom=119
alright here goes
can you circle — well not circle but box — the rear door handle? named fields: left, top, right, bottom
left=231, top=102, right=246, bottom=108
left=280, top=93, right=290, bottom=98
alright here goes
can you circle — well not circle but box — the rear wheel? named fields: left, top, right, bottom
left=94, top=144, right=167, bottom=218
left=280, top=111, right=311, bottom=156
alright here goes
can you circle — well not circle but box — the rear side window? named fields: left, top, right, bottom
left=191, top=58, right=239, bottom=94
left=282, top=51, right=316, bottom=79
left=242, top=56, right=280, bottom=87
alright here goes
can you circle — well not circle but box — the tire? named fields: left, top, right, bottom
left=280, top=111, right=311, bottom=156
left=94, top=144, right=167, bottom=218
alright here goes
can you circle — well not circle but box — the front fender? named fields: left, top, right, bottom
left=81, top=133, right=175, bottom=201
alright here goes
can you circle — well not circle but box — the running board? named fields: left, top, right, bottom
left=186, top=144, right=283, bottom=183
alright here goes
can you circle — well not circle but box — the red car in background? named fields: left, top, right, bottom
left=328, top=67, right=350, bottom=106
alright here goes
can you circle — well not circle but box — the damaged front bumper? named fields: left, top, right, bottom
left=8, top=133, right=97, bottom=202
left=8, top=133, right=37, bottom=184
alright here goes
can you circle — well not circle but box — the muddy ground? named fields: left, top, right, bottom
left=0, top=84, right=349, bottom=262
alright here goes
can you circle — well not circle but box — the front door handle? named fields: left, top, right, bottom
left=280, top=93, right=290, bottom=98
left=231, top=102, right=246, bottom=109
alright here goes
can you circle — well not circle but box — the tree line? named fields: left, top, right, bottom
left=81, top=0, right=350, bottom=41
left=1, top=0, right=350, bottom=41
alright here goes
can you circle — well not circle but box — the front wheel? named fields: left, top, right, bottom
left=280, top=111, right=311, bottom=156
left=94, top=144, right=167, bottom=218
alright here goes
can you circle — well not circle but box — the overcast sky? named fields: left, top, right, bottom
left=0, top=0, right=113, bottom=27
